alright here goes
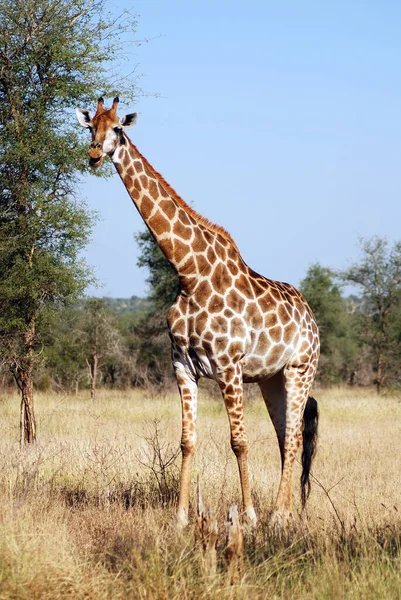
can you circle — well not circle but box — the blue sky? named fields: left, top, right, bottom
left=81, top=1, right=401, bottom=298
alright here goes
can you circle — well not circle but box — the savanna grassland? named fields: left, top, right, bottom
left=0, top=386, right=400, bottom=599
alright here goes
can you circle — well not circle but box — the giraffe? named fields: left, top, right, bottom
left=76, top=97, right=320, bottom=529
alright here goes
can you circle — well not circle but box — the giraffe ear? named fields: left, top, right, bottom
left=76, top=107, right=94, bottom=128
left=121, top=112, right=137, bottom=129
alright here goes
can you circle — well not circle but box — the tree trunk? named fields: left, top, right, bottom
left=90, top=352, right=98, bottom=401
left=19, top=368, right=36, bottom=445
left=376, top=320, right=387, bottom=395
left=13, top=322, right=37, bottom=446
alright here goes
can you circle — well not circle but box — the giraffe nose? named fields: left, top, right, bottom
left=90, top=141, right=102, bottom=149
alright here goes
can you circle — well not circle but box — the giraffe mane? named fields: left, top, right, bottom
left=127, top=138, right=240, bottom=252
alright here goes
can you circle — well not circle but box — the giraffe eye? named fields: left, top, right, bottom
left=113, top=127, right=126, bottom=145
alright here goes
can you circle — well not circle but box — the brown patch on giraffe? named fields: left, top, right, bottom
left=230, top=317, right=246, bottom=339
left=224, top=395, right=236, bottom=409
left=245, top=356, right=264, bottom=373
left=211, top=316, right=228, bottom=334
left=208, top=295, right=225, bottom=314
left=140, top=195, right=154, bottom=220
left=211, top=263, right=231, bottom=292
left=196, top=254, right=212, bottom=276
left=269, top=287, right=283, bottom=301
left=174, top=220, right=192, bottom=241
left=265, top=311, right=278, bottom=327
left=161, top=237, right=173, bottom=258
left=227, top=259, right=239, bottom=276
left=226, top=289, right=246, bottom=313
left=149, top=212, right=170, bottom=235
left=227, top=246, right=237, bottom=260
left=203, top=230, right=213, bottom=244
left=180, top=255, right=196, bottom=276
left=139, top=174, right=148, bottom=188
left=194, top=311, right=209, bottom=336
left=283, top=322, right=297, bottom=344
left=159, top=199, right=176, bottom=220
left=278, top=303, right=291, bottom=324
left=251, top=278, right=267, bottom=296
left=192, top=234, right=208, bottom=253
left=124, top=175, right=134, bottom=189
left=256, top=330, right=270, bottom=354
left=179, top=210, right=191, bottom=226
left=131, top=188, right=140, bottom=201
left=173, top=239, right=191, bottom=261
left=218, top=354, right=231, bottom=367
left=207, top=246, right=217, bottom=263
left=268, top=325, right=283, bottom=343
left=171, top=318, right=185, bottom=336
left=115, top=163, right=124, bottom=175
left=195, top=280, right=212, bottom=304
left=202, top=340, right=213, bottom=356
left=158, top=183, right=169, bottom=198
left=245, top=302, right=263, bottom=328
left=203, top=331, right=213, bottom=342
left=148, top=179, right=159, bottom=199
left=134, top=178, right=141, bottom=192
left=126, top=166, right=135, bottom=177
left=122, top=152, right=130, bottom=168
left=267, top=344, right=286, bottom=365
left=167, top=306, right=181, bottom=325
left=215, top=240, right=227, bottom=261
left=173, top=334, right=187, bottom=347
left=133, top=160, right=143, bottom=172
left=215, top=336, right=228, bottom=353
left=228, top=340, right=245, bottom=358
left=258, top=293, right=275, bottom=312
left=236, top=274, right=254, bottom=299
left=298, top=340, right=310, bottom=353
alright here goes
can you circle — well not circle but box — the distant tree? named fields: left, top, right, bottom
left=341, top=237, right=401, bottom=393
left=80, top=299, right=123, bottom=401
left=0, top=0, right=139, bottom=443
left=135, top=228, right=179, bottom=385
left=300, top=263, right=358, bottom=384
left=135, top=229, right=179, bottom=310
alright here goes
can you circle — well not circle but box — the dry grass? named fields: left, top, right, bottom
left=0, top=385, right=400, bottom=599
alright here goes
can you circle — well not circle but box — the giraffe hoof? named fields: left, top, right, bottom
left=177, top=508, right=189, bottom=531
left=244, top=506, right=257, bottom=529
left=269, top=510, right=293, bottom=535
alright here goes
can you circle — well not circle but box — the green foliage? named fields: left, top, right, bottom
left=0, top=0, right=139, bottom=378
left=341, top=237, right=401, bottom=390
left=134, top=228, right=179, bottom=384
left=300, top=263, right=358, bottom=384
left=135, top=229, right=179, bottom=310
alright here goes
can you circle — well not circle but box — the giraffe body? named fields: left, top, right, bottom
left=76, top=98, right=320, bottom=528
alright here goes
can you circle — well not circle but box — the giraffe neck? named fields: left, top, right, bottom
left=112, top=137, right=240, bottom=293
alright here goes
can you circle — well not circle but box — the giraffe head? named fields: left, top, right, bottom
left=76, top=97, right=137, bottom=168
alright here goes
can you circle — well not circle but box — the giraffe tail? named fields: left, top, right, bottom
left=300, top=396, right=319, bottom=509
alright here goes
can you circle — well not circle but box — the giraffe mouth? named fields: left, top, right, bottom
left=89, top=156, right=103, bottom=168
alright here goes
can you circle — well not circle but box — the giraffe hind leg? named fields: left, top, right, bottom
left=259, top=367, right=317, bottom=526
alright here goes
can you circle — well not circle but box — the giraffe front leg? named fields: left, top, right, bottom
left=174, top=361, right=198, bottom=530
left=218, top=364, right=257, bottom=527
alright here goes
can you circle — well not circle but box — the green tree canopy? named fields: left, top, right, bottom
left=300, top=263, right=358, bottom=385
left=0, top=0, right=139, bottom=442
left=341, top=237, right=401, bottom=392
